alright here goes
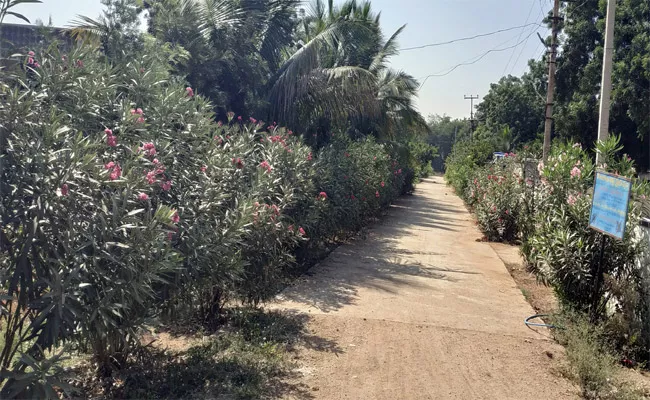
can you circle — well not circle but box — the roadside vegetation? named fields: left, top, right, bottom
left=0, top=0, right=435, bottom=397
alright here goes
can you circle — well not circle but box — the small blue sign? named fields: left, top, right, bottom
left=589, top=171, right=632, bottom=240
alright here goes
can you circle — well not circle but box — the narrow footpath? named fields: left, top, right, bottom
left=272, top=176, right=577, bottom=399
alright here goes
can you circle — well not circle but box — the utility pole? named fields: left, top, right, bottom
left=596, top=0, right=616, bottom=166
left=464, top=95, right=479, bottom=137
left=542, top=0, right=560, bottom=162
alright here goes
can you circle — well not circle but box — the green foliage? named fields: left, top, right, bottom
left=554, top=310, right=646, bottom=400
left=553, top=0, right=650, bottom=169
left=425, top=114, right=470, bottom=171
left=475, top=72, right=545, bottom=147
left=0, top=34, right=417, bottom=396
left=466, top=155, right=522, bottom=242
left=444, top=138, right=495, bottom=196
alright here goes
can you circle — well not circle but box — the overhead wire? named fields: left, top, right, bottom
left=509, top=4, right=547, bottom=76
left=418, top=28, right=541, bottom=89
left=503, top=0, right=537, bottom=74
left=399, top=22, right=542, bottom=51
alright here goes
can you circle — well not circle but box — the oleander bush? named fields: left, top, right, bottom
left=0, top=37, right=429, bottom=395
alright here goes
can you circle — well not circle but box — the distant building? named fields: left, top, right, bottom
left=0, top=22, right=73, bottom=57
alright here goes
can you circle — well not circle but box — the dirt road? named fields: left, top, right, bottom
left=271, top=176, right=577, bottom=399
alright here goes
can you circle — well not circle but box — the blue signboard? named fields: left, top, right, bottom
left=589, top=171, right=632, bottom=240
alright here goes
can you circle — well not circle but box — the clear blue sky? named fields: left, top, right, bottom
left=6, top=0, right=552, bottom=119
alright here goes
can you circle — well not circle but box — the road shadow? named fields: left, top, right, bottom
left=276, top=180, right=476, bottom=313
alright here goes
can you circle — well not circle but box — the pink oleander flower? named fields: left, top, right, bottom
left=307, top=152, right=313, bottom=161
left=259, top=160, right=272, bottom=173
left=318, top=191, right=327, bottom=200
left=105, top=161, right=115, bottom=170
left=107, top=134, right=117, bottom=147
left=200, top=165, right=207, bottom=172
left=380, top=181, right=385, bottom=187
left=298, top=227, right=306, bottom=236
left=288, top=225, right=294, bottom=232
left=152, top=158, right=159, bottom=164
left=570, top=166, right=582, bottom=178
left=109, top=164, right=122, bottom=180
left=186, top=87, right=194, bottom=97
left=28, top=51, right=35, bottom=57
left=104, top=128, right=113, bottom=136
left=171, top=210, right=180, bottom=223
left=238, top=116, right=242, bottom=121
left=142, top=142, right=156, bottom=157
left=567, top=194, right=577, bottom=206
left=161, top=180, right=172, bottom=191
left=232, top=158, right=244, bottom=169
left=375, top=191, right=380, bottom=198
left=250, top=117, right=257, bottom=124
left=146, top=170, right=157, bottom=184
left=60, top=183, right=69, bottom=196
left=138, top=192, right=149, bottom=201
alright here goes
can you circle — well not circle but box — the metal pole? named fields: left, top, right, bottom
left=542, top=0, right=560, bottom=161
left=596, top=0, right=617, bottom=166
left=591, top=234, right=608, bottom=321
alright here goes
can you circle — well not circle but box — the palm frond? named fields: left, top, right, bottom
left=198, top=0, right=245, bottom=39
left=268, top=18, right=374, bottom=123
left=67, top=15, right=109, bottom=45
left=369, top=24, right=405, bottom=74
left=255, top=0, right=301, bottom=71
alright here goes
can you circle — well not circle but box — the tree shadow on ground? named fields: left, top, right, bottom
left=91, top=308, right=339, bottom=400
left=276, top=180, right=479, bottom=312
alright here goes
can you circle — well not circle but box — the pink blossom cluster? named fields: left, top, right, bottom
left=259, top=160, right=272, bottom=173
left=105, top=128, right=117, bottom=147
left=131, top=108, right=145, bottom=123
left=105, top=161, right=122, bottom=180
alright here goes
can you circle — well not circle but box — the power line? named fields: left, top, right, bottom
left=399, top=22, right=542, bottom=51
left=509, top=5, right=546, bottom=75
left=418, top=28, right=541, bottom=88
left=503, top=0, right=537, bottom=74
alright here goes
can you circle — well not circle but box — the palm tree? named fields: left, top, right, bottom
left=272, top=0, right=427, bottom=139
left=72, top=0, right=427, bottom=139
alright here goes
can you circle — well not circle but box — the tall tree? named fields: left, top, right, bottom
left=475, top=59, right=546, bottom=146
left=554, top=0, right=650, bottom=169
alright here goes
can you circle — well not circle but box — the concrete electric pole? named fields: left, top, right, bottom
left=464, top=95, right=479, bottom=136
left=542, top=0, right=560, bottom=162
left=596, top=0, right=616, bottom=166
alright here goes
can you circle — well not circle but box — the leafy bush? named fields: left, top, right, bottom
left=522, top=138, right=650, bottom=361
left=466, top=154, right=522, bottom=242
left=554, top=311, right=646, bottom=400
left=310, top=135, right=406, bottom=238
left=0, top=39, right=417, bottom=395
left=444, top=138, right=495, bottom=196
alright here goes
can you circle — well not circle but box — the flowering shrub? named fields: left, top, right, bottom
left=522, top=138, right=650, bottom=359
left=0, top=45, right=181, bottom=384
left=445, top=138, right=495, bottom=196
left=466, top=154, right=522, bottom=242
left=311, top=135, right=406, bottom=237
left=0, top=41, right=418, bottom=394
